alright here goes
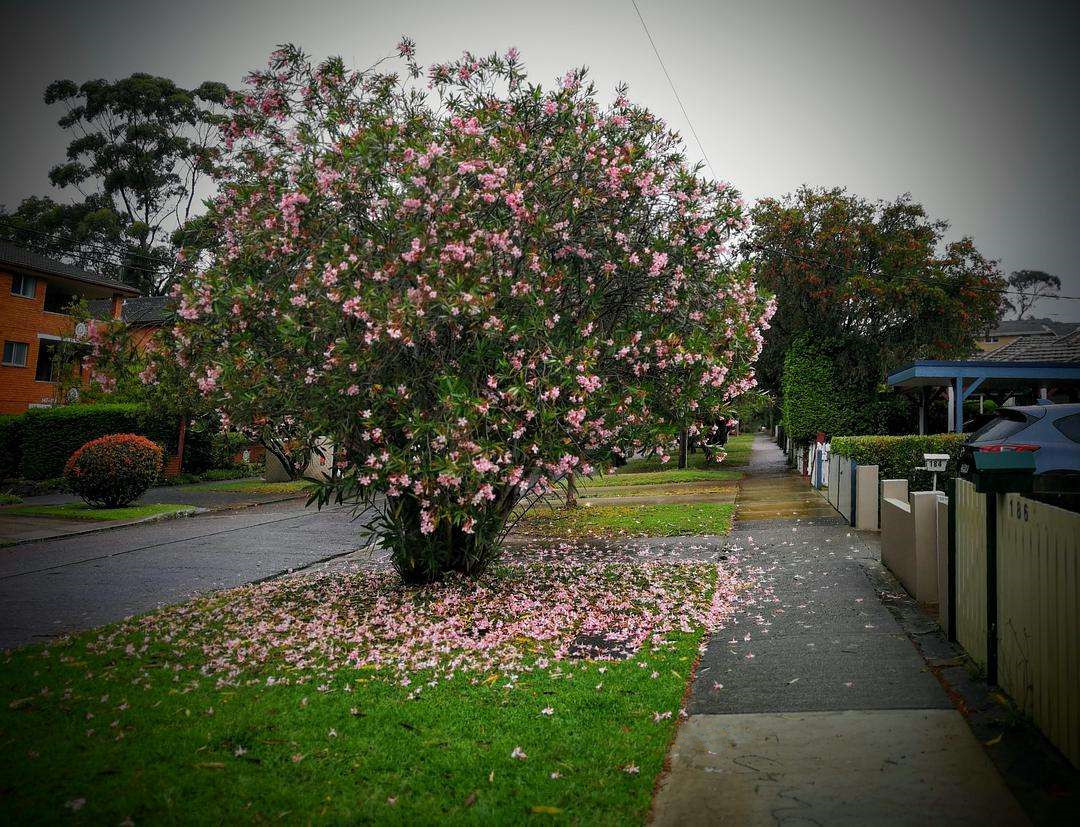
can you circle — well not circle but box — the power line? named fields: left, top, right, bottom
left=630, top=0, right=717, bottom=181
left=626, top=4, right=1077, bottom=308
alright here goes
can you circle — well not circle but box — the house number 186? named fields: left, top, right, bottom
left=1008, top=500, right=1030, bottom=522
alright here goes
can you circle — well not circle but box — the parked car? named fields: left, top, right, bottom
left=960, top=402, right=1080, bottom=490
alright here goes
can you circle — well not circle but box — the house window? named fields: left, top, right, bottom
left=2, top=341, right=29, bottom=367
left=10, top=273, right=37, bottom=298
left=34, top=341, right=58, bottom=382
left=43, top=283, right=78, bottom=314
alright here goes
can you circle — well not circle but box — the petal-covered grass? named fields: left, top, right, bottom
left=0, top=502, right=195, bottom=521
left=582, top=484, right=737, bottom=500
left=578, top=469, right=742, bottom=488
left=0, top=550, right=756, bottom=824
left=519, top=503, right=735, bottom=539
left=620, top=434, right=754, bottom=473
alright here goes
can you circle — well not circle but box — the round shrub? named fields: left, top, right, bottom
left=63, top=434, right=163, bottom=507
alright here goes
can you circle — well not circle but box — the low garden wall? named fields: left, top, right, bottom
left=824, top=434, right=967, bottom=531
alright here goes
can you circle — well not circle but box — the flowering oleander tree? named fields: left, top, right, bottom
left=167, top=42, right=774, bottom=582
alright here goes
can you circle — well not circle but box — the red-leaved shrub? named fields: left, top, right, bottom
left=63, top=434, right=163, bottom=507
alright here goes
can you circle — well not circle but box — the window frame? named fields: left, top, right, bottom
left=10, top=273, right=37, bottom=299
left=2, top=340, right=29, bottom=368
left=34, top=340, right=58, bottom=383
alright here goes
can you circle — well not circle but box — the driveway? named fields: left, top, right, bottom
left=0, top=499, right=378, bottom=650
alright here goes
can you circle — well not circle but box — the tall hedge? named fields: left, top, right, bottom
left=831, top=433, right=968, bottom=491
left=0, top=415, right=23, bottom=478
left=16, top=404, right=177, bottom=480
left=780, top=337, right=877, bottom=442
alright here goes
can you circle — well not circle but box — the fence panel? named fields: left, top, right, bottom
left=836, top=456, right=852, bottom=522
left=827, top=451, right=840, bottom=507
left=997, top=493, right=1080, bottom=768
left=954, top=478, right=987, bottom=667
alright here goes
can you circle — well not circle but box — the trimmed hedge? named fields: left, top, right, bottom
left=64, top=433, right=164, bottom=507
left=780, top=338, right=877, bottom=442
left=15, top=404, right=177, bottom=480
left=831, top=433, right=968, bottom=491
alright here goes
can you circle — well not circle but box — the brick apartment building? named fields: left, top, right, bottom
left=0, top=242, right=139, bottom=414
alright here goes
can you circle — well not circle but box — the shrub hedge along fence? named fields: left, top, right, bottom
left=780, top=337, right=879, bottom=442
left=830, top=433, right=968, bottom=491
left=64, top=433, right=164, bottom=507
left=0, top=404, right=177, bottom=480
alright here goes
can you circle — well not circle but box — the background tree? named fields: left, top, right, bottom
left=169, top=43, right=773, bottom=584
left=745, top=187, right=1004, bottom=415
left=1001, top=269, right=1061, bottom=320
left=0, top=74, right=229, bottom=294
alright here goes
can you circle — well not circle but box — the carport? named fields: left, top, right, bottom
left=887, top=360, right=1080, bottom=433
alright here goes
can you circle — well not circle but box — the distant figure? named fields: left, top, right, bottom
left=702, top=421, right=729, bottom=463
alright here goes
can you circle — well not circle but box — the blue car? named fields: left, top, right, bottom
left=960, top=402, right=1080, bottom=490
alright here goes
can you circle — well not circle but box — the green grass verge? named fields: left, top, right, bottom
left=620, top=434, right=753, bottom=474
left=522, top=502, right=734, bottom=539
left=0, top=622, right=701, bottom=824
left=193, top=479, right=315, bottom=494
left=0, top=503, right=195, bottom=521
left=0, top=493, right=23, bottom=505
left=580, top=469, right=742, bottom=488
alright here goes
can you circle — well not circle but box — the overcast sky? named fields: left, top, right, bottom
left=2, top=0, right=1078, bottom=320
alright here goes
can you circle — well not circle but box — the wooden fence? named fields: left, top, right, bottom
left=953, top=479, right=1080, bottom=767
left=996, top=492, right=1080, bottom=768
left=954, top=479, right=987, bottom=667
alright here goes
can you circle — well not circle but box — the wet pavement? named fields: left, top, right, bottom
left=0, top=499, right=374, bottom=649
left=651, top=435, right=1028, bottom=826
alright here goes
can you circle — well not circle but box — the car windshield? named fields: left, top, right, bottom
left=969, top=410, right=1030, bottom=443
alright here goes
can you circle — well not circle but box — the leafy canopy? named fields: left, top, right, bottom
left=165, top=42, right=773, bottom=581
left=746, top=186, right=1004, bottom=394
left=1, top=74, right=228, bottom=294
left=1002, top=269, right=1061, bottom=320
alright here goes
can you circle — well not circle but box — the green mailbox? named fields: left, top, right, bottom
left=970, top=450, right=1036, bottom=494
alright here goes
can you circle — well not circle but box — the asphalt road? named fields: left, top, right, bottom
left=0, top=500, right=376, bottom=650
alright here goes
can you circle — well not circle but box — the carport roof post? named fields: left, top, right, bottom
left=887, top=360, right=1080, bottom=433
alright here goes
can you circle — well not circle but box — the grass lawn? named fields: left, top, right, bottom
left=619, top=434, right=754, bottom=474
left=193, top=479, right=315, bottom=495
left=578, top=469, right=741, bottom=488
left=520, top=502, right=735, bottom=539
left=0, top=556, right=744, bottom=824
left=0, top=502, right=195, bottom=522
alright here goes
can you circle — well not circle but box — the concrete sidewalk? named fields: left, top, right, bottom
left=651, top=435, right=1028, bottom=825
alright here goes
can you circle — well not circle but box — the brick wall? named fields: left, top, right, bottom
left=1, top=268, right=77, bottom=414
left=0, top=267, right=125, bottom=414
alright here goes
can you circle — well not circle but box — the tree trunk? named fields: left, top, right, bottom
left=565, top=472, right=578, bottom=509
left=677, top=429, right=688, bottom=469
